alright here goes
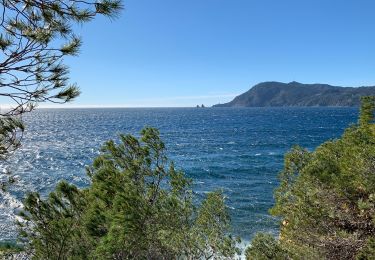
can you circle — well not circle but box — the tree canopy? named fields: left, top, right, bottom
left=246, top=96, right=375, bottom=259
left=0, top=0, right=122, bottom=157
left=18, top=127, right=240, bottom=259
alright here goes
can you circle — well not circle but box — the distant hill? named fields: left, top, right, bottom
left=213, top=81, right=375, bottom=107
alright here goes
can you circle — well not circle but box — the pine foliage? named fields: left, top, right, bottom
left=18, top=127, right=240, bottom=259
left=247, top=96, right=375, bottom=259
left=0, top=0, right=122, bottom=157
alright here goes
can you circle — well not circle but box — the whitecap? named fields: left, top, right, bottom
left=0, top=191, right=23, bottom=211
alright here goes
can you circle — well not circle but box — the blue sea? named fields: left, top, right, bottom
left=0, top=107, right=358, bottom=242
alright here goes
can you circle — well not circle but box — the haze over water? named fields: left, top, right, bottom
left=0, top=107, right=358, bottom=241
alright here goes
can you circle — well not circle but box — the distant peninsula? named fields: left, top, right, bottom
left=213, top=81, right=375, bottom=107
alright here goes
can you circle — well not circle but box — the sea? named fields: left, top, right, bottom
left=0, top=107, right=359, bottom=242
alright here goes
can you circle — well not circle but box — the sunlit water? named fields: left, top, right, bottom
left=0, top=107, right=358, bottom=242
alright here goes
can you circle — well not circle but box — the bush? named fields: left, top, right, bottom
left=18, top=127, right=240, bottom=259
left=245, top=233, right=288, bottom=260
left=357, top=238, right=375, bottom=260
left=264, top=96, right=375, bottom=259
left=0, top=242, right=24, bottom=259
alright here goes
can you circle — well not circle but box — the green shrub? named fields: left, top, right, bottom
left=245, top=233, right=288, bottom=260
left=0, top=242, right=24, bottom=259
left=18, top=127, right=240, bottom=259
left=357, top=238, right=375, bottom=260
left=265, top=96, right=375, bottom=259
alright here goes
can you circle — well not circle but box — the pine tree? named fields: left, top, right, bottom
left=247, top=96, right=375, bottom=259
left=18, top=127, right=240, bottom=259
left=0, top=0, right=122, bottom=157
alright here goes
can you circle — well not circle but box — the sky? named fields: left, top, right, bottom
left=56, top=0, right=375, bottom=107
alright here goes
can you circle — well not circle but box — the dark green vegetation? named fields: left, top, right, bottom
left=0, top=241, right=24, bottom=258
left=246, top=96, right=375, bottom=260
left=214, top=81, right=375, bottom=107
left=0, top=0, right=122, bottom=157
left=18, top=128, right=239, bottom=259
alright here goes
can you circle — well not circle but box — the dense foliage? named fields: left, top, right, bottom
left=246, top=96, right=375, bottom=259
left=18, top=128, right=240, bottom=259
left=0, top=0, right=122, bottom=157
left=245, top=233, right=289, bottom=260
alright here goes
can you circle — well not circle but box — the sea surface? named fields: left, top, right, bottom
left=0, top=107, right=358, bottom=242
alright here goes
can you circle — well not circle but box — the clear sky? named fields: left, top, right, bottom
left=60, top=0, right=375, bottom=107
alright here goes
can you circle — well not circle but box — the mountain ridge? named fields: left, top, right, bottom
left=213, top=81, right=375, bottom=107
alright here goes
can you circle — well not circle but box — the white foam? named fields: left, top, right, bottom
left=0, top=191, right=23, bottom=210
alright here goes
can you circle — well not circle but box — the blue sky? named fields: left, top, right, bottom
left=61, top=0, right=375, bottom=107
